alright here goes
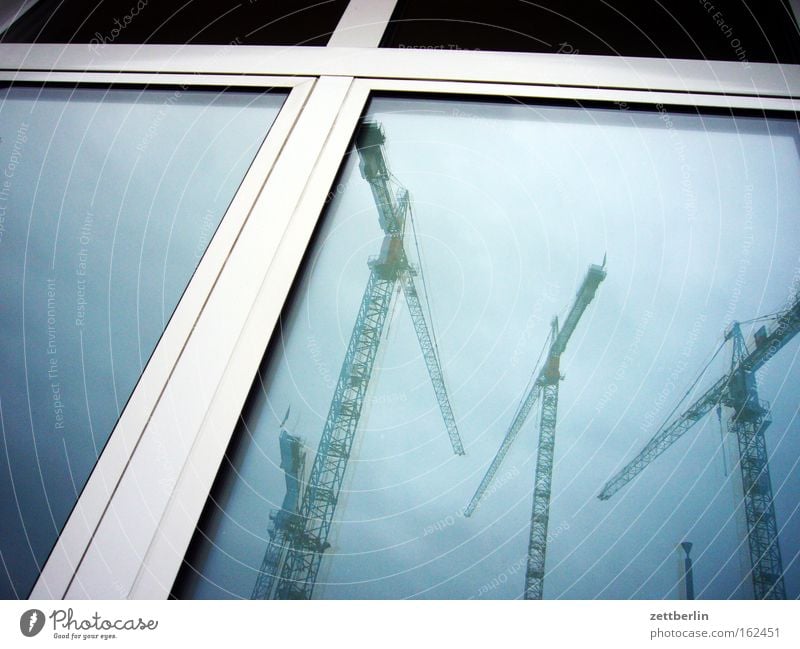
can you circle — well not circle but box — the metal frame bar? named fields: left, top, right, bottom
left=28, top=74, right=315, bottom=598
left=128, top=76, right=370, bottom=600
left=0, top=70, right=306, bottom=87
left=327, top=0, right=397, bottom=48
left=0, top=22, right=795, bottom=599
left=361, top=77, right=800, bottom=111
left=64, top=75, right=364, bottom=599
left=1, top=43, right=798, bottom=97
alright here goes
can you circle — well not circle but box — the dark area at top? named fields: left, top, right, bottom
left=2, top=0, right=349, bottom=46
left=381, top=0, right=800, bottom=64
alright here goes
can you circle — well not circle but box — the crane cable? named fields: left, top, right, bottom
left=384, top=281, right=400, bottom=338
left=509, top=327, right=553, bottom=426
left=653, top=336, right=728, bottom=439
left=734, top=296, right=792, bottom=329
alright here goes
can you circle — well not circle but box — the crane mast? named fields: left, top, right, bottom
left=466, top=262, right=606, bottom=599
left=728, top=323, right=783, bottom=599
left=253, top=121, right=464, bottom=599
left=599, top=293, right=800, bottom=599
left=526, top=339, right=561, bottom=600
left=274, top=263, right=399, bottom=598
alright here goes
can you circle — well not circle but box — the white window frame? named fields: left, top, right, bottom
left=0, top=71, right=314, bottom=599
left=0, top=0, right=797, bottom=599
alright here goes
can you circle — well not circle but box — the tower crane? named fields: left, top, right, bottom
left=465, top=261, right=606, bottom=599
left=251, top=408, right=306, bottom=599
left=252, top=121, right=464, bottom=599
left=598, top=292, right=800, bottom=599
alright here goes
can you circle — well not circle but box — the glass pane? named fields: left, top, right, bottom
left=175, top=96, right=800, bottom=599
left=381, top=0, right=800, bottom=64
left=0, top=85, right=285, bottom=598
left=2, top=0, right=349, bottom=47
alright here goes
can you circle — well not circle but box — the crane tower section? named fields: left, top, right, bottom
left=253, top=121, right=464, bottom=599
left=598, top=293, right=800, bottom=599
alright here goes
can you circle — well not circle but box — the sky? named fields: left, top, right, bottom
left=0, top=85, right=283, bottom=598
left=177, top=96, right=800, bottom=600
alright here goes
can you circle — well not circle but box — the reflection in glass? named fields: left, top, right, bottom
left=175, top=97, right=800, bottom=599
left=3, top=0, right=350, bottom=47
left=381, top=0, right=800, bottom=64
left=0, top=85, right=284, bottom=597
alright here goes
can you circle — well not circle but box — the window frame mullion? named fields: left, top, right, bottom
left=28, top=74, right=315, bottom=599
left=58, top=75, right=363, bottom=600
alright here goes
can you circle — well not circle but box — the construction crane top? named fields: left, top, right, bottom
left=550, top=257, right=607, bottom=358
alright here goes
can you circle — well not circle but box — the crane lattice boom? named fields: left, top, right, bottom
left=466, top=263, right=607, bottom=517
left=464, top=383, right=542, bottom=517
left=597, top=375, right=727, bottom=501
left=598, top=295, right=800, bottom=501
left=402, top=272, right=465, bottom=455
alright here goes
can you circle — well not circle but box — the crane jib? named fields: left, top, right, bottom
left=465, top=260, right=606, bottom=524
left=601, top=292, right=800, bottom=501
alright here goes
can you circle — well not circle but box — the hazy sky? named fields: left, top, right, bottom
left=179, top=96, right=800, bottom=600
left=0, top=86, right=283, bottom=598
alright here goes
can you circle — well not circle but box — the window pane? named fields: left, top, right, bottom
left=381, top=0, right=800, bottom=64
left=2, top=0, right=349, bottom=47
left=175, top=96, right=800, bottom=599
left=0, top=85, right=284, bottom=598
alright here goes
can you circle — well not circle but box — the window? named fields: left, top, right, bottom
left=382, top=0, right=800, bottom=63
left=0, top=0, right=798, bottom=603
left=175, top=96, right=800, bottom=599
left=0, top=84, right=284, bottom=597
left=2, top=0, right=350, bottom=46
